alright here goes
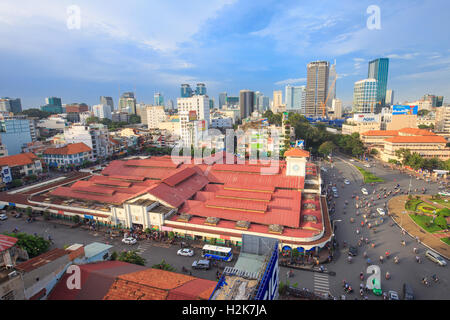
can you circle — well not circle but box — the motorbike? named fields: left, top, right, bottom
left=360, top=273, right=364, bottom=281
left=385, top=272, right=390, bottom=280
left=394, top=257, right=399, bottom=264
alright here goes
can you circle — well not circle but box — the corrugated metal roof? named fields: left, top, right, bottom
left=0, top=234, right=18, bottom=252
left=162, top=167, right=196, bottom=187
left=83, top=242, right=113, bottom=258
left=15, top=249, right=68, bottom=273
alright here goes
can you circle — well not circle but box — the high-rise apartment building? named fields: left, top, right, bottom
left=423, top=94, right=444, bottom=108
left=353, top=79, right=378, bottom=114
left=178, top=95, right=210, bottom=147
left=272, top=90, right=283, bottom=113
left=368, top=58, right=389, bottom=110
left=92, top=104, right=112, bottom=120
left=65, top=103, right=89, bottom=113
left=435, top=105, right=450, bottom=132
left=147, top=106, right=167, bottom=129
left=0, top=98, right=22, bottom=114
left=0, top=115, right=33, bottom=155
left=305, top=61, right=330, bottom=117
left=327, top=61, right=337, bottom=109
left=154, top=93, right=164, bottom=106
left=226, top=96, right=239, bottom=108
left=181, top=84, right=193, bottom=98
left=332, top=99, right=343, bottom=119
left=46, top=97, right=62, bottom=107
left=119, top=92, right=137, bottom=115
left=219, top=93, right=227, bottom=109
left=239, top=90, right=255, bottom=119
left=195, top=83, right=207, bottom=96
left=100, top=96, right=114, bottom=112
left=285, top=85, right=306, bottom=114
left=64, top=123, right=112, bottom=160
left=386, top=90, right=394, bottom=106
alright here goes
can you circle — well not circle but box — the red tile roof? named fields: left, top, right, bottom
left=284, top=148, right=310, bottom=158
left=15, top=249, right=68, bottom=273
left=43, top=143, right=92, bottom=155
left=0, top=152, right=38, bottom=167
left=361, top=130, right=399, bottom=137
left=0, top=234, right=18, bottom=252
left=398, top=128, right=436, bottom=136
left=103, top=268, right=216, bottom=300
left=384, top=136, right=447, bottom=144
left=161, top=167, right=196, bottom=187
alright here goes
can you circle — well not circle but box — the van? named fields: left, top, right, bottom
left=403, top=283, right=414, bottom=300
left=192, top=259, right=211, bottom=270
left=425, top=250, right=447, bottom=266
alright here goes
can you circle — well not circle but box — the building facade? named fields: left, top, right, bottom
left=100, top=96, right=114, bottom=112
left=119, top=92, right=136, bottom=115
left=0, top=115, right=33, bottom=155
left=64, top=124, right=112, bottom=160
left=305, top=61, right=329, bottom=117
left=353, top=79, right=378, bottom=114
left=146, top=106, right=167, bottom=129
left=368, top=58, right=389, bottom=109
left=285, top=85, right=306, bottom=114
left=92, top=104, right=112, bottom=120
left=42, top=143, right=93, bottom=168
left=239, top=90, right=255, bottom=120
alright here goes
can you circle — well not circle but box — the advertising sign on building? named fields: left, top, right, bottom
left=189, top=111, right=197, bottom=121
left=1, top=166, right=12, bottom=184
left=392, top=105, right=418, bottom=115
left=295, top=140, right=305, bottom=149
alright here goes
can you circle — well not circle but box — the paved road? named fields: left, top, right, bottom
left=0, top=218, right=224, bottom=283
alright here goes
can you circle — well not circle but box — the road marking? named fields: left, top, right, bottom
left=313, top=273, right=330, bottom=295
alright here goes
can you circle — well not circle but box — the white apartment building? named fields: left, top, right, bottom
left=211, top=116, right=233, bottom=129
left=178, top=95, right=210, bottom=147
left=64, top=123, right=112, bottom=160
left=146, top=106, right=167, bottom=129
left=353, top=79, right=378, bottom=114
left=92, top=104, right=112, bottom=120
left=331, top=99, right=343, bottom=119
left=436, top=105, right=450, bottom=132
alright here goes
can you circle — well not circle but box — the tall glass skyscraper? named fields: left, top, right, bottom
left=368, top=58, right=389, bottom=110
left=195, top=83, right=207, bottom=95
left=154, top=93, right=164, bottom=106
left=181, top=84, right=193, bottom=98
left=219, top=92, right=227, bottom=109
left=285, top=85, right=306, bottom=114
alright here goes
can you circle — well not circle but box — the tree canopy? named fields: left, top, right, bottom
left=4, top=232, right=50, bottom=258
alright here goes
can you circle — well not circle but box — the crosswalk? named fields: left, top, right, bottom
left=313, top=273, right=330, bottom=296
left=135, top=242, right=153, bottom=254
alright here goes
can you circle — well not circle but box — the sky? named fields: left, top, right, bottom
left=0, top=0, right=449, bottom=109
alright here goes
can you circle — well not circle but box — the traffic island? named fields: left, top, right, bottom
left=388, top=195, right=450, bottom=259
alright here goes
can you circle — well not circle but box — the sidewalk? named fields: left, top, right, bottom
left=388, top=195, right=450, bottom=259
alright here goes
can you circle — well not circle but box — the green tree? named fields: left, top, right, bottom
left=129, top=114, right=141, bottom=124
left=4, top=232, right=50, bottom=258
left=86, top=116, right=101, bottom=125
left=118, top=250, right=146, bottom=266
left=43, top=210, right=51, bottom=221
left=10, top=179, right=23, bottom=188
left=152, top=259, right=176, bottom=272
left=318, top=141, right=336, bottom=156
left=72, top=215, right=80, bottom=223
left=26, top=207, right=33, bottom=217
left=19, top=108, right=54, bottom=119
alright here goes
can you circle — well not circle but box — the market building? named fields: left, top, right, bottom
left=0, top=149, right=332, bottom=253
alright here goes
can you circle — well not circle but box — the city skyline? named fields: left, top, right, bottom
left=0, top=0, right=449, bottom=109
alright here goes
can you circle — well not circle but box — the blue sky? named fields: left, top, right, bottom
left=0, top=0, right=449, bottom=109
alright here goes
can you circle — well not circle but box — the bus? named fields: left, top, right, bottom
left=202, top=244, right=233, bottom=262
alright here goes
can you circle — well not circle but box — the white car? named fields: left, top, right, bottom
left=0, top=213, right=8, bottom=221
left=122, top=237, right=137, bottom=245
left=177, top=248, right=194, bottom=257
left=331, top=187, right=338, bottom=193
left=377, top=208, right=386, bottom=216
left=344, top=179, right=350, bottom=185
left=361, top=188, right=369, bottom=195
left=364, top=164, right=371, bottom=168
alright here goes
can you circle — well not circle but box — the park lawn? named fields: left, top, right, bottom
left=416, top=203, right=438, bottom=214
left=405, top=199, right=423, bottom=211
left=356, top=167, right=384, bottom=183
left=441, top=237, right=450, bottom=246
left=409, top=214, right=444, bottom=233
left=431, top=199, right=450, bottom=208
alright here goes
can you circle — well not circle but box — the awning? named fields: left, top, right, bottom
left=0, top=204, right=6, bottom=210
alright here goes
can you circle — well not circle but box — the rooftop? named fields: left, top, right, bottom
left=15, top=249, right=68, bottom=273
left=361, top=130, right=399, bottom=137
left=384, top=136, right=447, bottom=144
left=43, top=142, right=92, bottom=155
left=83, top=242, right=113, bottom=259
left=0, top=152, right=39, bottom=168
left=0, top=234, right=18, bottom=252
left=398, top=128, right=436, bottom=136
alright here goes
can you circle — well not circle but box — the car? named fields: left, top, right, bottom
left=349, top=159, right=355, bottom=162
left=14, top=213, right=22, bottom=218
left=344, top=179, right=350, bottom=185
left=425, top=250, right=447, bottom=266
left=388, top=291, right=399, bottom=300
left=333, top=193, right=339, bottom=198
left=320, top=167, right=328, bottom=172
left=376, top=208, right=386, bottom=216
left=122, top=237, right=137, bottom=245
left=192, top=259, right=210, bottom=270
left=177, top=248, right=194, bottom=257
left=438, top=191, right=450, bottom=197
left=361, top=188, right=369, bottom=195
left=348, top=246, right=358, bottom=256
left=402, top=283, right=414, bottom=300
left=0, top=213, right=8, bottom=221
left=331, top=186, right=338, bottom=192
left=364, top=164, right=371, bottom=168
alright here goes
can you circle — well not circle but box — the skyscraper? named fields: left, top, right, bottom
left=46, top=97, right=62, bottom=107
left=254, top=91, right=263, bottom=113
left=154, top=93, right=164, bottom=106
left=353, top=79, right=378, bottom=114
left=368, top=58, right=389, bottom=110
left=181, top=84, right=193, bottom=98
left=100, top=96, right=114, bottom=112
left=385, top=90, right=394, bottom=106
left=219, top=93, right=227, bottom=109
left=195, top=83, right=207, bottom=96
left=305, top=61, right=330, bottom=117
left=0, top=98, right=22, bottom=114
left=285, top=85, right=306, bottom=114
left=327, top=61, right=337, bottom=109
left=272, top=90, right=283, bottom=113
left=239, top=90, right=255, bottom=119
left=119, top=92, right=137, bottom=114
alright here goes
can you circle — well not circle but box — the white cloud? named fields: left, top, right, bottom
left=274, top=78, right=307, bottom=86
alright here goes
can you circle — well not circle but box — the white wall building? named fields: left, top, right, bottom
left=353, top=79, right=378, bottom=114
left=64, top=123, right=112, bottom=160
left=178, top=95, right=210, bottom=148
left=146, top=106, right=167, bottom=129
left=92, top=104, right=112, bottom=120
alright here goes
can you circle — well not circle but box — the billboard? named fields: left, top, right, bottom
left=295, top=140, right=305, bottom=149
left=393, top=105, right=418, bottom=115
left=188, top=110, right=197, bottom=121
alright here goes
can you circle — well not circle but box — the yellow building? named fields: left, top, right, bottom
left=342, top=122, right=381, bottom=135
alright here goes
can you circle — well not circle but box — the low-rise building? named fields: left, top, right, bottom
left=341, top=114, right=381, bottom=135
left=381, top=135, right=450, bottom=162
left=42, top=142, right=93, bottom=168
left=0, top=235, right=24, bottom=300
left=0, top=153, right=42, bottom=183
left=64, top=124, right=112, bottom=160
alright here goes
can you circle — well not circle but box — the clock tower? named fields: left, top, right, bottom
left=284, top=148, right=310, bottom=177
